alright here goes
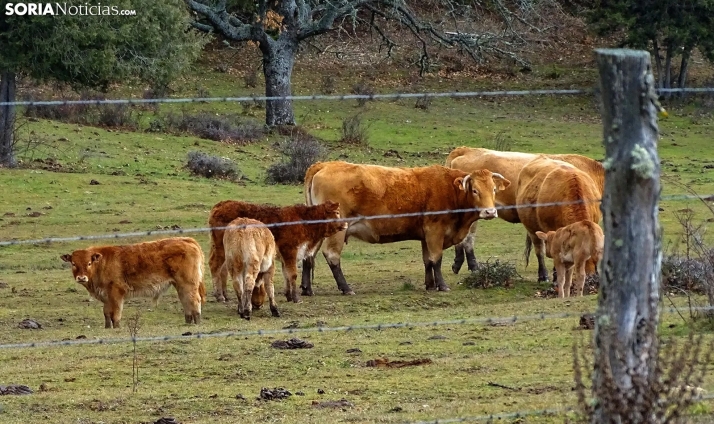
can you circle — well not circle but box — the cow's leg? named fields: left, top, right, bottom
left=425, top=231, right=450, bottom=291
left=563, top=266, right=574, bottom=298
left=574, top=261, right=587, bottom=296
left=555, top=261, right=567, bottom=298
left=174, top=280, right=202, bottom=325
left=321, top=230, right=355, bottom=295
left=452, top=223, right=478, bottom=274
left=422, top=241, right=436, bottom=290
left=281, top=256, right=300, bottom=303
left=262, top=264, right=280, bottom=317
left=209, top=244, right=227, bottom=302
left=301, top=256, right=316, bottom=296
left=585, top=257, right=598, bottom=275
left=531, top=233, right=550, bottom=282
left=241, top=266, right=259, bottom=321
left=103, top=302, right=113, bottom=329
left=230, top=267, right=246, bottom=318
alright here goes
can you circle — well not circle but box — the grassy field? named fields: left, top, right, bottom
left=1, top=60, right=714, bottom=423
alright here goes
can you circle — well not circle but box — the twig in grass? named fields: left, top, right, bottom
left=487, top=381, right=520, bottom=391
left=127, top=311, right=141, bottom=393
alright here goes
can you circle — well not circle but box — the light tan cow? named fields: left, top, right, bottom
left=536, top=220, right=604, bottom=297
left=446, top=147, right=604, bottom=280
left=223, top=217, right=279, bottom=320
left=61, top=237, right=206, bottom=328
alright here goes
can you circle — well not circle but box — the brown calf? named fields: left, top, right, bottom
left=223, top=217, right=280, bottom=320
left=209, top=200, right=346, bottom=304
left=536, top=220, right=604, bottom=298
left=60, top=237, right=206, bottom=328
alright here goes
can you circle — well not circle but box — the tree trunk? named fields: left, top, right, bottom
left=593, top=49, right=662, bottom=423
left=261, top=37, right=297, bottom=127
left=0, top=71, right=17, bottom=168
left=677, top=48, right=691, bottom=97
left=652, top=39, right=663, bottom=89
left=663, top=43, right=673, bottom=98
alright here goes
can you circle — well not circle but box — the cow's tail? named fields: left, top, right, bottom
left=303, top=161, right=327, bottom=206
left=524, top=234, right=532, bottom=268
left=198, top=249, right=207, bottom=304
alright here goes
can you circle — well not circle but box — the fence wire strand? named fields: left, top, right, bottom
left=0, top=306, right=710, bottom=350
left=1, top=87, right=713, bottom=107
left=0, top=192, right=711, bottom=247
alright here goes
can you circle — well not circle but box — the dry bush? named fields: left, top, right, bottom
left=320, top=75, right=336, bottom=95
left=163, top=111, right=264, bottom=143
left=351, top=80, right=375, bottom=107
left=340, top=113, right=369, bottom=145
left=266, top=130, right=325, bottom=185
left=186, top=151, right=241, bottom=180
left=24, top=92, right=139, bottom=129
left=459, top=259, right=520, bottom=289
left=573, top=330, right=711, bottom=423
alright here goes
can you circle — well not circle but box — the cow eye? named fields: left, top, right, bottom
left=87, top=262, right=92, bottom=267
left=493, top=188, right=497, bottom=193
left=472, top=189, right=479, bottom=195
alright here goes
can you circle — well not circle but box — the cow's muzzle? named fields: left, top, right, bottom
left=479, top=208, right=498, bottom=220
left=76, top=276, right=89, bottom=283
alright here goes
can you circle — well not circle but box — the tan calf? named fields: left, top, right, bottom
left=61, top=237, right=206, bottom=328
left=223, top=217, right=279, bottom=320
left=536, top=220, right=604, bottom=298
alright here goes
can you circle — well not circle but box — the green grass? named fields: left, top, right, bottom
left=1, top=62, right=714, bottom=423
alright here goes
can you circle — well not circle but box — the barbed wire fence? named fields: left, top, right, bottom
left=0, top=193, right=711, bottom=247
left=2, top=84, right=714, bottom=423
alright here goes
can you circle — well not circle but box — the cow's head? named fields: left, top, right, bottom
left=60, top=250, right=102, bottom=285
left=535, top=231, right=557, bottom=259
left=454, top=169, right=510, bottom=220
left=322, top=200, right=348, bottom=237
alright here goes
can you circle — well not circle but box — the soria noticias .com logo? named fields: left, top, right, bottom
left=4, top=3, right=137, bottom=16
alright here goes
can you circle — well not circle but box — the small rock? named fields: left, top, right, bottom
left=39, top=383, right=49, bottom=392
left=317, top=388, right=325, bottom=394
left=18, top=319, right=42, bottom=329
left=346, top=348, right=362, bottom=354
left=259, top=387, right=292, bottom=401
left=182, top=332, right=192, bottom=336
left=27, top=212, right=42, bottom=217
left=389, top=406, right=404, bottom=413
left=271, top=338, right=314, bottom=349
left=579, top=313, right=595, bottom=330
left=399, top=341, right=412, bottom=345
left=154, top=418, right=180, bottom=424
left=208, top=394, right=218, bottom=399
left=235, top=394, right=246, bottom=400
left=75, top=335, right=87, bottom=339
left=295, top=391, right=305, bottom=396
left=89, top=179, right=100, bottom=185
left=462, top=341, right=476, bottom=346
left=428, top=335, right=447, bottom=340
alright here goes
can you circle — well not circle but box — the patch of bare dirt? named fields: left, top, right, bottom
left=366, top=357, right=432, bottom=368
left=312, top=399, right=354, bottom=409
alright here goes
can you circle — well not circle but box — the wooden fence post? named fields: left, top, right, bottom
left=593, top=49, right=662, bottom=423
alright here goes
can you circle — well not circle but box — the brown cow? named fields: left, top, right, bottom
left=60, top=237, right=206, bottom=328
left=516, top=156, right=602, bottom=282
left=223, top=217, right=279, bottom=320
left=536, top=220, right=604, bottom=297
left=209, top=200, right=347, bottom=304
left=446, top=147, right=604, bottom=276
left=301, top=161, right=510, bottom=293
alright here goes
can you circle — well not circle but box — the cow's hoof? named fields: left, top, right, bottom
left=271, top=307, right=281, bottom=317
left=342, top=290, right=355, bottom=295
left=301, top=289, right=314, bottom=296
left=437, top=285, right=451, bottom=292
left=215, top=294, right=226, bottom=303
left=451, top=264, right=461, bottom=274
left=285, top=294, right=292, bottom=302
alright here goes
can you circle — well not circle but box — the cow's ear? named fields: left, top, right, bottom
left=491, top=173, right=510, bottom=191
left=91, top=253, right=102, bottom=263
left=60, top=254, right=72, bottom=263
left=453, top=177, right=466, bottom=191
left=535, top=231, right=548, bottom=241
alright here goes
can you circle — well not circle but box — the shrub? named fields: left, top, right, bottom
left=185, top=151, right=240, bottom=180
left=96, top=104, right=138, bottom=130
left=24, top=92, right=137, bottom=129
left=340, top=114, right=369, bottom=145
left=351, top=80, right=375, bottom=107
left=266, top=133, right=325, bottom=185
left=164, top=111, right=264, bottom=143
left=459, top=259, right=519, bottom=289
left=320, top=75, right=336, bottom=95
left=414, top=95, right=431, bottom=110
left=244, top=69, right=259, bottom=88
